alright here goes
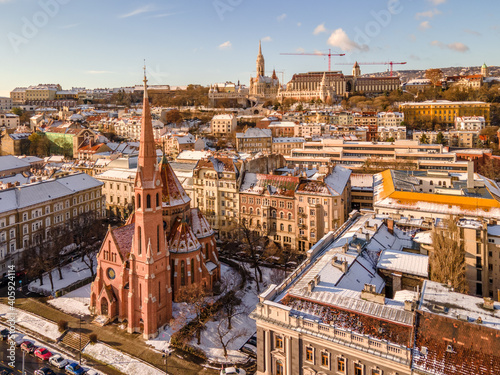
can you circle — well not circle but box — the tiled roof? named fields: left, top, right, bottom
left=168, top=218, right=201, bottom=253
left=159, top=156, right=191, bottom=207
left=112, top=223, right=134, bottom=257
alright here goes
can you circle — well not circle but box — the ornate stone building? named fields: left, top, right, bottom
left=90, top=73, right=220, bottom=339
left=249, top=41, right=280, bottom=101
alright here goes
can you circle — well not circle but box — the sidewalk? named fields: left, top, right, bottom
left=5, top=297, right=217, bottom=375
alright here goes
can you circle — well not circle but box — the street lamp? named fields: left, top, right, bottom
left=162, top=348, right=171, bottom=375
left=79, top=314, right=83, bottom=365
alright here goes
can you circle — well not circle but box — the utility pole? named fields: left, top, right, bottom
left=22, top=350, right=25, bottom=375
left=162, top=349, right=171, bottom=375
left=79, top=314, right=82, bottom=365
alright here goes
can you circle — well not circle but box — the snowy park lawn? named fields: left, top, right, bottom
left=28, top=257, right=96, bottom=295
left=48, top=283, right=92, bottom=316
left=0, top=304, right=61, bottom=341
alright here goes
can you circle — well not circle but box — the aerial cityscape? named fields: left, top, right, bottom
left=1, top=0, right=500, bottom=374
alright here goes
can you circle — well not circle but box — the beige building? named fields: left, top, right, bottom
left=10, top=88, right=27, bottom=105
left=377, top=126, right=406, bottom=141
left=0, top=113, right=20, bottom=129
left=0, top=97, right=13, bottom=111
left=413, top=130, right=479, bottom=148
left=25, top=84, right=61, bottom=102
left=249, top=41, right=280, bottom=101
left=95, top=169, right=136, bottom=220
left=236, top=128, right=272, bottom=154
left=272, top=138, right=305, bottom=156
left=0, top=173, right=104, bottom=272
left=455, top=116, right=485, bottom=131
left=377, top=111, right=404, bottom=127
left=211, top=114, right=237, bottom=136
left=192, top=157, right=243, bottom=238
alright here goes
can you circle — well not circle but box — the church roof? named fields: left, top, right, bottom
left=112, top=223, right=135, bottom=257
left=190, top=208, right=214, bottom=238
left=168, top=217, right=201, bottom=253
left=159, top=155, right=191, bottom=207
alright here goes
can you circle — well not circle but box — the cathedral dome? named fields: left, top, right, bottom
left=168, top=217, right=201, bottom=253
left=190, top=208, right=214, bottom=239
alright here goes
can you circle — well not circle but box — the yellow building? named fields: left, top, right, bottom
left=25, top=84, right=61, bottom=102
left=400, top=100, right=490, bottom=128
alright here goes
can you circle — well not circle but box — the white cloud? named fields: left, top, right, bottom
left=296, top=47, right=305, bottom=53
left=218, top=41, right=232, bottom=50
left=262, top=36, right=272, bottom=42
left=431, top=40, right=469, bottom=52
left=464, top=28, right=481, bottom=36
left=149, top=12, right=177, bottom=18
left=313, top=23, right=327, bottom=35
left=327, top=28, right=368, bottom=52
left=419, top=21, right=431, bottom=30
left=118, top=4, right=154, bottom=18
left=428, top=0, right=446, bottom=4
left=277, top=13, right=286, bottom=22
left=415, top=9, right=441, bottom=19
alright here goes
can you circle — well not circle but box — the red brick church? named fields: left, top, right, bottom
left=90, top=72, right=220, bottom=339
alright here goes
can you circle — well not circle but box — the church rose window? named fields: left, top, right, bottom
left=107, top=267, right=116, bottom=280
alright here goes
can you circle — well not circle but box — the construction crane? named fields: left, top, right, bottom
left=280, top=49, right=346, bottom=71
left=337, top=61, right=407, bottom=76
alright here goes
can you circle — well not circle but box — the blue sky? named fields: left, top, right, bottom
left=0, top=0, right=498, bottom=96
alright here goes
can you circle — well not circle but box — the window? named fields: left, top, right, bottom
left=275, top=336, right=283, bottom=349
left=276, top=361, right=283, bottom=375
left=305, top=346, right=314, bottom=362
left=321, top=352, right=329, bottom=367
left=354, top=363, right=364, bottom=375
left=181, top=260, right=186, bottom=286
left=337, top=358, right=346, bottom=373
left=147, top=194, right=151, bottom=209
left=137, top=194, right=141, bottom=209
left=138, top=227, right=142, bottom=255
left=191, top=260, right=195, bottom=283
left=156, top=193, right=160, bottom=207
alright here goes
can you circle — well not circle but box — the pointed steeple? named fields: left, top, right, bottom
left=138, top=63, right=157, bottom=184
left=256, top=40, right=265, bottom=77
left=258, top=39, right=262, bottom=55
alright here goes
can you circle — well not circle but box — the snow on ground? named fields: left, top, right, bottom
left=146, top=263, right=242, bottom=355
left=0, top=304, right=61, bottom=341
left=48, top=283, right=92, bottom=316
left=28, top=257, right=96, bottom=295
left=191, top=264, right=277, bottom=363
left=83, top=342, right=164, bottom=375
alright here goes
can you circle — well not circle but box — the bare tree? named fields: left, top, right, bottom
left=177, top=284, right=207, bottom=345
left=215, top=309, right=248, bottom=358
left=430, top=217, right=467, bottom=294
left=73, top=211, right=107, bottom=278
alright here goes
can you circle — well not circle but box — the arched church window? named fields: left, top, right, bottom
left=138, top=226, right=142, bottom=255
left=180, top=260, right=186, bottom=286
left=156, top=193, right=160, bottom=207
left=147, top=194, right=151, bottom=209
left=191, top=260, right=195, bottom=283
left=137, top=194, right=141, bottom=209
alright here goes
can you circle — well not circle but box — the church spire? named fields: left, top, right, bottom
left=256, top=40, right=265, bottom=77
left=138, top=62, right=157, bottom=184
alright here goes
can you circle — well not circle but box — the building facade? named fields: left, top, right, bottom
left=236, top=128, right=272, bottom=154
left=211, top=114, right=237, bottom=137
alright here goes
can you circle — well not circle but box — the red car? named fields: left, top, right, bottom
left=20, top=340, right=36, bottom=354
left=34, top=347, right=52, bottom=360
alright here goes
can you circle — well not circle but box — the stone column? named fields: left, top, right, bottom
left=285, top=336, right=292, bottom=375
left=265, top=330, right=271, bottom=374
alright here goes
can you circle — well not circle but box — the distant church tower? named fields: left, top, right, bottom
left=481, top=63, right=489, bottom=78
left=256, top=40, right=265, bottom=77
left=352, top=62, right=361, bottom=78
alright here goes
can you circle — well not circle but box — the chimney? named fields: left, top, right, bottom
left=342, top=243, right=348, bottom=253
left=308, top=279, right=315, bottom=292
left=387, top=219, right=394, bottom=235
left=467, top=160, right=474, bottom=189
left=356, top=244, right=362, bottom=254
left=483, top=297, right=495, bottom=310
left=365, top=233, right=370, bottom=242
left=404, top=300, right=415, bottom=312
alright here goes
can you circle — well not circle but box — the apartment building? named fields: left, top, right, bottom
left=236, top=128, right=272, bottom=154
left=377, top=126, right=406, bottom=141
left=400, top=100, right=491, bottom=128
left=211, top=114, right=237, bottom=136
left=377, top=111, right=404, bottom=127
left=192, top=157, right=243, bottom=238
left=0, top=97, right=13, bottom=111
left=95, top=169, right=136, bottom=219
left=0, top=173, right=104, bottom=272
left=10, top=88, right=27, bottom=105
left=272, top=137, right=305, bottom=156
left=0, top=113, right=20, bottom=129
left=455, top=116, right=485, bottom=131
left=350, top=173, right=374, bottom=211
left=413, top=130, right=479, bottom=148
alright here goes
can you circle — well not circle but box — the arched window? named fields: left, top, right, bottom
left=430, top=180, right=433, bottom=185
left=147, top=194, right=151, bottom=209
left=191, top=260, right=195, bottom=283
left=156, top=193, right=160, bottom=207
left=280, top=223, right=284, bottom=231
left=205, top=244, right=209, bottom=259
left=249, top=207, right=253, bottom=215
left=280, top=212, right=284, bottom=219
left=180, top=261, right=185, bottom=286
left=242, top=206, right=246, bottom=214
left=138, top=226, right=142, bottom=255
left=288, top=225, right=292, bottom=232
left=137, top=194, right=141, bottom=209
left=288, top=213, right=292, bottom=220
left=272, top=222, right=277, bottom=230
left=257, top=208, right=260, bottom=215
left=157, top=225, right=160, bottom=253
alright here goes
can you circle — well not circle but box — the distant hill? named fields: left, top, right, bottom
left=361, top=66, right=500, bottom=83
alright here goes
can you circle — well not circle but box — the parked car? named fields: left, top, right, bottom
left=0, top=328, right=9, bottom=340
left=34, top=368, right=56, bottom=375
left=21, top=341, right=37, bottom=354
left=34, top=347, right=52, bottom=361
left=85, top=370, right=101, bottom=375
left=247, top=334, right=257, bottom=347
left=240, top=343, right=257, bottom=357
left=221, top=367, right=246, bottom=375
left=49, top=354, right=68, bottom=369
left=8, top=333, right=24, bottom=346
left=65, top=363, right=85, bottom=375
left=0, top=368, right=13, bottom=375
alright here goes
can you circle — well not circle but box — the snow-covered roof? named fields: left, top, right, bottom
left=212, top=114, right=235, bottom=120
left=0, top=173, right=103, bottom=214
left=236, top=128, right=272, bottom=139
left=413, top=231, right=432, bottom=245
left=377, top=249, right=428, bottom=277
left=272, top=137, right=305, bottom=143
left=324, top=165, right=352, bottom=195
left=488, top=225, right=500, bottom=237
left=177, top=150, right=211, bottom=161
left=0, top=155, right=30, bottom=173
left=419, top=280, right=500, bottom=331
